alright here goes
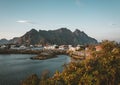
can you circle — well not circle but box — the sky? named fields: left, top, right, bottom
left=0, top=0, right=120, bottom=42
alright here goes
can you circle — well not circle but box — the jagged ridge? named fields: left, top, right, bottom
left=17, top=28, right=97, bottom=45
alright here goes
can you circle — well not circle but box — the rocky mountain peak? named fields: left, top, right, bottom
left=28, top=28, right=38, bottom=34
left=0, top=28, right=98, bottom=45
left=19, top=28, right=97, bottom=45
left=0, top=38, right=9, bottom=45
left=74, top=29, right=81, bottom=32
left=56, top=28, right=71, bottom=33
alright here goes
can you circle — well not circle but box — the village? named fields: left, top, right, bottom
left=0, top=43, right=102, bottom=60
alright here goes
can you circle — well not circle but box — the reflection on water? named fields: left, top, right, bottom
left=0, top=54, right=71, bottom=85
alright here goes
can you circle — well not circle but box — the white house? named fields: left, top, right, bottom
left=0, top=45, right=7, bottom=49
left=19, top=45, right=27, bottom=50
left=44, top=45, right=58, bottom=50
left=69, top=47, right=76, bottom=51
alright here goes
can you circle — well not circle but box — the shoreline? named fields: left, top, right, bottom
left=0, top=49, right=67, bottom=60
left=0, top=49, right=85, bottom=60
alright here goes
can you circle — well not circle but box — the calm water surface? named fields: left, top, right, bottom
left=0, top=54, right=71, bottom=85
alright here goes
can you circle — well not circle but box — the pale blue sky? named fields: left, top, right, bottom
left=0, top=0, right=120, bottom=42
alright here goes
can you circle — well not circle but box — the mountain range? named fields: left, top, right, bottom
left=0, top=28, right=97, bottom=45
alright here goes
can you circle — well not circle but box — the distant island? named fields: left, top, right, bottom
left=0, top=28, right=97, bottom=45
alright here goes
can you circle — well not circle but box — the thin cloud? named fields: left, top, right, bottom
left=75, top=0, right=84, bottom=7
left=75, top=0, right=81, bottom=6
left=108, top=22, right=117, bottom=26
left=108, top=23, right=120, bottom=29
left=16, top=20, right=35, bottom=24
left=112, top=23, right=117, bottom=26
left=109, top=23, right=117, bottom=26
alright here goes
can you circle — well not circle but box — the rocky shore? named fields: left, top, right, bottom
left=0, top=49, right=67, bottom=60
left=67, top=50, right=85, bottom=60
left=0, top=49, right=42, bottom=54
left=31, top=50, right=67, bottom=60
left=0, top=49, right=85, bottom=60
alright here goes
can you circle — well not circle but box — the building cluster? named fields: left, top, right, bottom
left=0, top=43, right=103, bottom=59
left=0, top=44, right=77, bottom=50
left=0, top=44, right=44, bottom=50
left=67, top=44, right=103, bottom=59
left=0, top=43, right=102, bottom=51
